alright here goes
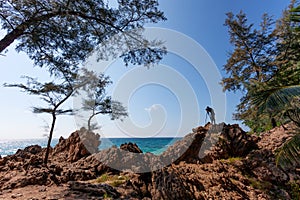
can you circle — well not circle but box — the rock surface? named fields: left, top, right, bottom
left=200, top=123, right=259, bottom=163
left=120, top=142, right=143, bottom=153
left=52, top=127, right=100, bottom=162
left=0, top=123, right=299, bottom=200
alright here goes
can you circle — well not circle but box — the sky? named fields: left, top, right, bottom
left=0, top=0, right=291, bottom=140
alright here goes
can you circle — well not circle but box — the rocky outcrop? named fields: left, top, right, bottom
left=201, top=123, right=259, bottom=163
left=52, top=127, right=100, bottom=162
left=68, top=181, right=120, bottom=198
left=120, top=142, right=143, bottom=153
left=146, top=161, right=271, bottom=199
left=93, top=124, right=207, bottom=173
left=0, top=128, right=102, bottom=190
left=161, top=124, right=208, bottom=164
left=0, top=123, right=299, bottom=200
left=16, top=145, right=42, bottom=156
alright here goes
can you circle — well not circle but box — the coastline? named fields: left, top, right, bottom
left=0, top=123, right=299, bottom=199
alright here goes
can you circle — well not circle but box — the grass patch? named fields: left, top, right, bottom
left=103, top=192, right=111, bottom=199
left=96, top=173, right=109, bottom=183
left=248, top=177, right=272, bottom=191
left=94, top=173, right=128, bottom=187
left=110, top=180, right=125, bottom=187
left=220, top=157, right=242, bottom=164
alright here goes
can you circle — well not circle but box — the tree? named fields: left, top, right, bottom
left=250, top=3, right=300, bottom=169
left=290, top=5, right=300, bottom=29
left=222, top=2, right=300, bottom=132
left=80, top=69, right=127, bottom=131
left=3, top=66, right=91, bottom=164
left=0, top=0, right=167, bottom=72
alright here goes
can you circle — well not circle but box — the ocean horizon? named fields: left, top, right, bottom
left=0, top=137, right=182, bottom=157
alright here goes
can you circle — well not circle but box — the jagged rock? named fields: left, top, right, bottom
left=68, top=181, right=120, bottom=198
left=52, top=127, right=100, bottom=162
left=120, top=142, right=143, bottom=153
left=94, top=126, right=207, bottom=173
left=201, top=123, right=259, bottom=163
left=139, top=159, right=291, bottom=200
left=14, top=145, right=42, bottom=159
left=161, top=125, right=207, bottom=164
left=1, top=123, right=300, bottom=200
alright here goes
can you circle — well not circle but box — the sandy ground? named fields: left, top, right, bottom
left=0, top=184, right=99, bottom=200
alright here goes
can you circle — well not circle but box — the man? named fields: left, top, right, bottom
left=206, top=106, right=216, bottom=125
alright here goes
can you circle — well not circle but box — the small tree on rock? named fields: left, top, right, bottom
left=81, top=70, right=127, bottom=131
left=4, top=68, right=82, bottom=164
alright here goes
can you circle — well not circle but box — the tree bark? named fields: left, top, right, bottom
left=87, top=114, right=95, bottom=131
left=271, top=118, right=277, bottom=128
left=44, top=113, right=56, bottom=164
left=0, top=27, right=25, bottom=53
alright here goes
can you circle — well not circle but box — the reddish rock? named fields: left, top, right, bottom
left=201, top=123, right=259, bottom=163
left=0, top=123, right=299, bottom=200
left=120, top=142, right=143, bottom=153
left=52, top=127, right=100, bottom=162
left=161, top=124, right=207, bottom=164
left=68, top=181, right=120, bottom=198
left=14, top=145, right=42, bottom=159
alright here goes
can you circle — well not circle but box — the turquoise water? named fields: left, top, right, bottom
left=0, top=137, right=181, bottom=157
left=99, top=137, right=181, bottom=155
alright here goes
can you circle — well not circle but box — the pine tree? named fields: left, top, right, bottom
left=0, top=0, right=166, bottom=71
left=222, top=1, right=300, bottom=132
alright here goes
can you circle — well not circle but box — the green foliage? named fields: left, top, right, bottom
left=110, top=180, right=124, bottom=187
left=275, top=133, right=300, bottom=169
left=80, top=69, right=128, bottom=131
left=95, top=173, right=127, bottom=187
left=248, top=177, right=272, bottom=191
left=3, top=67, right=82, bottom=164
left=291, top=5, right=300, bottom=21
left=220, top=157, right=242, bottom=164
left=289, top=181, right=300, bottom=200
left=222, top=1, right=300, bottom=132
left=103, top=192, right=111, bottom=199
left=96, top=173, right=109, bottom=183
left=0, top=0, right=167, bottom=71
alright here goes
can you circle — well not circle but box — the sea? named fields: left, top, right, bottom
left=0, top=137, right=181, bottom=157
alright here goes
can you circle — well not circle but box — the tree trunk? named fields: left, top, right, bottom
left=0, top=28, right=25, bottom=53
left=87, top=114, right=95, bottom=131
left=271, top=118, right=277, bottom=128
left=44, top=113, right=57, bottom=164
left=0, top=10, right=114, bottom=54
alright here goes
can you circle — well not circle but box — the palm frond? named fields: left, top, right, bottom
left=290, top=5, right=300, bottom=22
left=252, top=85, right=300, bottom=114
left=276, top=134, right=300, bottom=169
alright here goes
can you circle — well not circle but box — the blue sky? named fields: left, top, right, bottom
left=0, top=0, right=291, bottom=139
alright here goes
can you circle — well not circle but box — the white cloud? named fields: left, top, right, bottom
left=144, top=104, right=161, bottom=112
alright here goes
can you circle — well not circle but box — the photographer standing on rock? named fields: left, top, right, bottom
left=206, top=106, right=216, bottom=125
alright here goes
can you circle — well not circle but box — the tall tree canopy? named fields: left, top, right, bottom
left=0, top=0, right=166, bottom=72
left=222, top=1, right=300, bottom=132
left=2, top=0, right=166, bottom=164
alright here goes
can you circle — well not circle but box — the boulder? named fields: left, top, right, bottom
left=52, top=127, right=100, bottom=162
left=14, top=145, right=42, bottom=159
left=201, top=123, right=259, bottom=163
left=68, top=181, right=120, bottom=198
left=161, top=125, right=207, bottom=164
left=120, top=142, right=143, bottom=153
